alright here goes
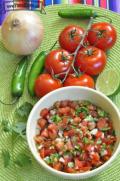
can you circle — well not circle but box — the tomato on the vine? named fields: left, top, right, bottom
left=88, top=22, right=117, bottom=51
left=63, top=74, right=95, bottom=88
left=45, top=49, right=73, bottom=78
left=35, top=73, right=62, bottom=97
left=75, top=46, right=107, bottom=75
left=59, top=25, right=88, bottom=53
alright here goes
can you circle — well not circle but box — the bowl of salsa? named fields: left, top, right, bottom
left=27, top=86, right=120, bottom=180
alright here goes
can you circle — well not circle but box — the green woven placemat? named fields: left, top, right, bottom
left=0, top=4, right=120, bottom=181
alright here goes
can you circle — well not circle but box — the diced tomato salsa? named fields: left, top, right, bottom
left=34, top=100, right=116, bottom=173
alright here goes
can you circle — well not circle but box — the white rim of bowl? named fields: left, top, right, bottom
left=26, top=86, right=120, bottom=178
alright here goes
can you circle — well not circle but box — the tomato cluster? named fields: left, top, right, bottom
left=35, top=22, right=117, bottom=98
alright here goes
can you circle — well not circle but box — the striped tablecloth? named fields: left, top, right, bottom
left=0, top=0, right=120, bottom=25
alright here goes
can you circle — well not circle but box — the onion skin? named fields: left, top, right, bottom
left=1, top=11, right=44, bottom=55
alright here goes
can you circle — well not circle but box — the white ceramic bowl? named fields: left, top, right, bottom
left=26, top=86, right=120, bottom=180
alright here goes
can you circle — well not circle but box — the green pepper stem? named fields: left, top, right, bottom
left=61, top=17, right=94, bottom=83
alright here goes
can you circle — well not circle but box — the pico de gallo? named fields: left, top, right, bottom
left=35, top=100, right=116, bottom=173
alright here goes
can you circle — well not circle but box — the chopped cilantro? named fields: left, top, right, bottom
left=101, top=127, right=110, bottom=131
left=82, top=101, right=91, bottom=106
left=74, top=145, right=82, bottom=153
left=50, top=153, right=60, bottom=163
left=83, top=137, right=90, bottom=144
left=102, top=143, right=107, bottom=149
left=51, top=115, right=61, bottom=123
left=85, top=115, right=97, bottom=122
left=97, top=108, right=108, bottom=117
left=75, top=107, right=88, bottom=116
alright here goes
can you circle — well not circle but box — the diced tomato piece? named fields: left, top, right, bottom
left=66, top=140, right=73, bottom=150
left=34, top=135, right=43, bottom=144
left=86, top=145, right=95, bottom=152
left=79, top=113, right=85, bottom=119
left=58, top=107, right=71, bottom=115
left=58, top=121, right=67, bottom=130
left=88, top=105, right=96, bottom=111
left=41, top=128, right=49, bottom=138
left=62, top=117, right=68, bottom=124
left=78, top=142, right=84, bottom=149
left=90, top=152, right=100, bottom=165
left=70, top=108, right=76, bottom=116
left=48, top=123, right=58, bottom=131
left=46, top=149, right=56, bottom=156
left=81, top=126, right=87, bottom=134
left=40, top=148, right=56, bottom=158
left=103, top=136, right=116, bottom=145
left=106, top=146, right=112, bottom=156
left=90, top=111, right=98, bottom=118
left=74, top=158, right=92, bottom=172
left=40, top=148, right=46, bottom=158
left=44, top=141, right=53, bottom=148
left=65, top=167, right=75, bottom=173
left=75, top=158, right=85, bottom=169
left=88, top=122, right=96, bottom=130
left=97, top=118, right=108, bottom=130
left=67, top=129, right=75, bottom=137
left=38, top=118, right=47, bottom=129
left=103, top=155, right=109, bottom=161
left=63, top=130, right=69, bottom=137
left=82, top=121, right=88, bottom=127
left=40, top=108, right=49, bottom=118
left=95, top=131, right=103, bottom=138
left=73, top=117, right=81, bottom=124
left=53, top=162, right=63, bottom=171
left=55, top=141, right=64, bottom=151
left=48, top=130, right=58, bottom=139
left=81, top=152, right=89, bottom=161
left=48, top=123, right=58, bottom=139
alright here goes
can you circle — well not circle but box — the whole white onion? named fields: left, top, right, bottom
left=1, top=11, right=44, bottom=55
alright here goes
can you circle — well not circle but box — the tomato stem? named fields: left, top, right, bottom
left=61, top=17, right=94, bottom=83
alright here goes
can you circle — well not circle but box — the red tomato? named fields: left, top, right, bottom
left=88, top=22, right=117, bottom=51
left=75, top=46, right=107, bottom=75
left=63, top=74, right=95, bottom=88
left=59, top=25, right=88, bottom=52
left=35, top=73, right=62, bottom=97
left=45, top=49, right=73, bottom=77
